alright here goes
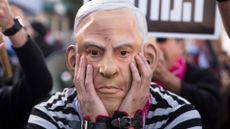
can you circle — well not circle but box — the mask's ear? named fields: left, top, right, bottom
left=66, top=45, right=77, bottom=75
left=144, top=42, right=159, bottom=72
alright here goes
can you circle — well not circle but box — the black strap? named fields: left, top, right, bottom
left=69, top=112, right=142, bottom=129
left=110, top=111, right=142, bottom=129
left=69, top=116, right=110, bottom=129
left=3, top=18, right=23, bottom=36
left=69, top=120, right=93, bottom=129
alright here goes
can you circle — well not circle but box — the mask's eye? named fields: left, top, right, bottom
left=86, top=46, right=103, bottom=61
left=119, top=50, right=130, bottom=58
left=87, top=49, right=102, bottom=58
left=90, top=50, right=99, bottom=56
left=120, top=51, right=128, bottom=56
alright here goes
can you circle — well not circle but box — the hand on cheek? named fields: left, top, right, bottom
left=118, top=53, right=151, bottom=117
left=73, top=55, right=108, bottom=122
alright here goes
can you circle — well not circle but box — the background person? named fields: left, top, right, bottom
left=0, top=0, right=52, bottom=128
left=153, top=38, right=224, bottom=129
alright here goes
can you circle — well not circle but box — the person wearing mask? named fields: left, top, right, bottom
left=26, top=0, right=202, bottom=129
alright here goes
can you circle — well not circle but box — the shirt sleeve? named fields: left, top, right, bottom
left=26, top=108, right=59, bottom=129
left=3, top=36, right=52, bottom=128
left=163, top=104, right=202, bottom=129
left=180, top=67, right=223, bottom=128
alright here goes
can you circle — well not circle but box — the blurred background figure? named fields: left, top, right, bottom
left=1, top=2, right=63, bottom=89
left=185, top=37, right=230, bottom=129
left=31, top=21, right=62, bottom=57
left=152, top=38, right=224, bottom=129
left=8, top=3, right=63, bottom=58
left=6, top=0, right=77, bottom=93
left=186, top=40, right=220, bottom=72
left=0, top=0, right=53, bottom=128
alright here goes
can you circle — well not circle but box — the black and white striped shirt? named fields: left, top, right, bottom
left=27, top=83, right=202, bottom=129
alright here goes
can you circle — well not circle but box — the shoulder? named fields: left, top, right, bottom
left=184, top=63, right=219, bottom=83
left=186, top=63, right=215, bottom=77
left=145, top=83, right=202, bottom=128
left=149, top=82, right=191, bottom=106
left=27, top=88, right=82, bottom=129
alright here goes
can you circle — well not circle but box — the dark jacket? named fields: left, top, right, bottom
left=0, top=37, right=52, bottom=129
left=181, top=63, right=224, bottom=129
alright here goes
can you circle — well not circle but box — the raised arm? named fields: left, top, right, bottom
left=0, top=0, right=52, bottom=128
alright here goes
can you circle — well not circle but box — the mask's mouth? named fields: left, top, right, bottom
left=96, top=86, right=120, bottom=94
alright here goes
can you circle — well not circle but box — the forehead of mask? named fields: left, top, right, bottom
left=75, top=9, right=142, bottom=53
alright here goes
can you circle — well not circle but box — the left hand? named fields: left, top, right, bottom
left=73, top=55, right=108, bottom=122
left=118, top=53, right=152, bottom=117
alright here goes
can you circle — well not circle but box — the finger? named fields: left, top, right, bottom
left=74, top=53, right=80, bottom=75
left=139, top=53, right=152, bottom=72
left=136, top=54, right=152, bottom=90
left=75, top=55, right=86, bottom=93
left=73, top=54, right=80, bottom=83
left=0, top=2, right=7, bottom=12
left=3, top=0, right=9, bottom=6
left=0, top=9, right=3, bottom=17
left=135, top=54, right=150, bottom=80
left=130, top=62, right=141, bottom=89
left=85, top=64, right=95, bottom=93
left=73, top=54, right=82, bottom=94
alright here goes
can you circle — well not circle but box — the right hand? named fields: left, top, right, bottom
left=118, top=54, right=152, bottom=117
left=73, top=54, right=109, bottom=122
left=0, top=0, right=14, bottom=31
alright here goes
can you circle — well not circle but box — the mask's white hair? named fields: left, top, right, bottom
left=73, top=0, right=148, bottom=47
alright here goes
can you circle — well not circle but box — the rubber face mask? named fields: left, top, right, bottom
left=75, top=9, right=142, bottom=112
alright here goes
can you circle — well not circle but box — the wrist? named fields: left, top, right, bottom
left=2, top=19, right=14, bottom=31
left=9, top=29, right=28, bottom=48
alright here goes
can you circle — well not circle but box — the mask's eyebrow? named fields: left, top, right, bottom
left=84, top=41, right=105, bottom=49
left=113, top=42, right=133, bottom=49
